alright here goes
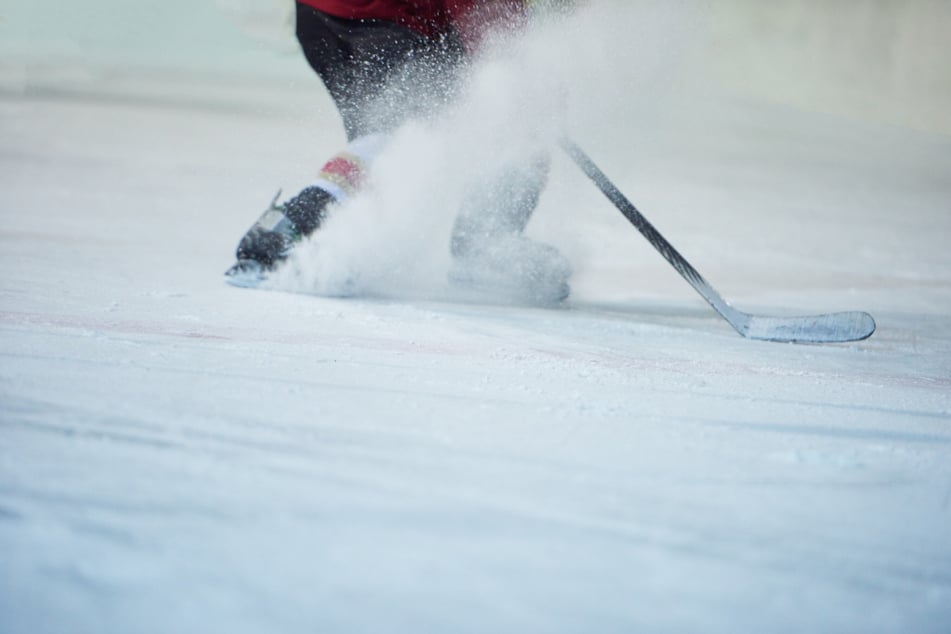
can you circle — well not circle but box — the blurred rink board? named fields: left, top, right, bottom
left=0, top=0, right=949, bottom=133
left=0, top=0, right=307, bottom=110
left=702, top=0, right=951, bottom=135
left=0, top=0, right=296, bottom=72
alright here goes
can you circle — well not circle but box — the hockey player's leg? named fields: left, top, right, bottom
left=296, top=5, right=465, bottom=141
left=227, top=6, right=465, bottom=285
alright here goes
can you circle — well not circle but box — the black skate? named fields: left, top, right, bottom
left=225, top=187, right=333, bottom=288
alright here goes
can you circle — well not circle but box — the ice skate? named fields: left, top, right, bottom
left=225, top=187, right=334, bottom=287
left=449, top=233, right=572, bottom=306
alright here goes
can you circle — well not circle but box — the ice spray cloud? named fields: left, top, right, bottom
left=273, top=2, right=696, bottom=301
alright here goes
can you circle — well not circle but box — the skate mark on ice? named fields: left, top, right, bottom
left=2, top=417, right=183, bottom=452
left=0, top=311, right=231, bottom=342
left=0, top=505, right=23, bottom=521
left=696, top=419, right=951, bottom=445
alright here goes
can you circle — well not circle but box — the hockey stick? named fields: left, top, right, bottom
left=559, top=138, right=875, bottom=343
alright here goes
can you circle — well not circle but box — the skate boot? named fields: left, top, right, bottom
left=225, top=186, right=334, bottom=286
left=449, top=231, right=572, bottom=306
left=448, top=160, right=571, bottom=305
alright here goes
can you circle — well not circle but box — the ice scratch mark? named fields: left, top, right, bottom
left=698, top=420, right=951, bottom=445
left=0, top=505, right=22, bottom=521
left=0, top=310, right=231, bottom=341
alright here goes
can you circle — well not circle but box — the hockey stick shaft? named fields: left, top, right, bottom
left=559, top=138, right=739, bottom=324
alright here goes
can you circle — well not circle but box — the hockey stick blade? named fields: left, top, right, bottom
left=725, top=306, right=875, bottom=343
left=560, top=138, right=876, bottom=343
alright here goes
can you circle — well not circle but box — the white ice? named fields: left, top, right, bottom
left=1, top=1, right=950, bottom=633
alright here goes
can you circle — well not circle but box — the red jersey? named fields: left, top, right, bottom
left=297, top=1, right=528, bottom=46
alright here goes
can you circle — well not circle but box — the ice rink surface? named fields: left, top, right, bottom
left=1, top=1, right=950, bottom=632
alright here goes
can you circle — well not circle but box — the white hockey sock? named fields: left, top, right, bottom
left=309, top=134, right=387, bottom=203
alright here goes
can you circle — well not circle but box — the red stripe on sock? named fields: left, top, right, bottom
left=320, top=156, right=363, bottom=190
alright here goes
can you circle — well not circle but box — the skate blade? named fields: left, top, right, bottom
left=225, top=260, right=268, bottom=288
